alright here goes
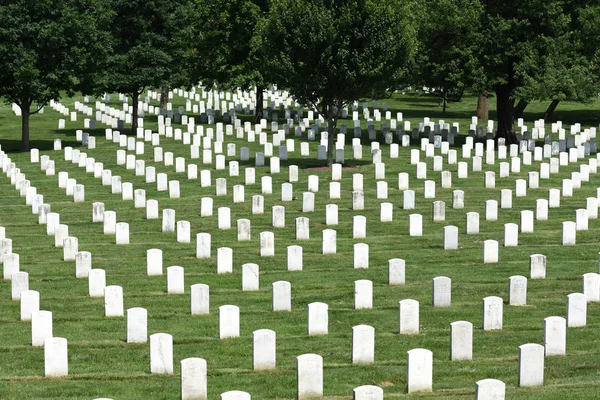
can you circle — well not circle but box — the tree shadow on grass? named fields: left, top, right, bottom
left=523, top=109, right=600, bottom=126
left=1, top=128, right=107, bottom=153
left=287, top=157, right=371, bottom=170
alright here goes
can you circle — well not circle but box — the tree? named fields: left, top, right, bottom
left=479, top=0, right=588, bottom=143
left=510, top=1, right=597, bottom=122
left=96, top=0, right=191, bottom=135
left=475, top=92, right=491, bottom=120
left=188, top=0, right=268, bottom=121
left=477, top=0, right=574, bottom=142
left=0, top=0, right=108, bottom=151
left=413, top=0, right=483, bottom=115
left=259, top=0, right=416, bottom=166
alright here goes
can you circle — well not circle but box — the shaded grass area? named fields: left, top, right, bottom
left=0, top=92, right=599, bottom=399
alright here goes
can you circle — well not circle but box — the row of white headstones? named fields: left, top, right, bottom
left=3, top=91, right=600, bottom=400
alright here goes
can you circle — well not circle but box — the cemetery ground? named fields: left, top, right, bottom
left=1, top=91, right=600, bottom=399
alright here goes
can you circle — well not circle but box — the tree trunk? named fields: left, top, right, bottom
left=326, top=102, right=337, bottom=167
left=21, top=104, right=30, bottom=152
left=543, top=100, right=560, bottom=122
left=495, top=84, right=517, bottom=144
left=254, top=85, right=265, bottom=123
left=131, top=92, right=139, bottom=136
left=442, top=89, right=447, bottom=115
left=159, top=86, right=169, bottom=110
left=513, top=99, right=529, bottom=120
left=327, top=117, right=335, bottom=167
left=476, top=92, right=490, bottom=120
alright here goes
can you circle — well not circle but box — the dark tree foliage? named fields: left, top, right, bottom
left=97, top=0, right=191, bottom=135
left=188, top=0, right=268, bottom=121
left=260, top=0, right=416, bottom=165
left=0, top=0, right=108, bottom=151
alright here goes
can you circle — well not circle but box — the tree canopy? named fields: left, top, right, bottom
left=413, top=0, right=484, bottom=114
left=475, top=0, right=581, bottom=141
left=259, top=0, right=416, bottom=164
left=188, top=0, right=268, bottom=120
left=94, top=0, right=192, bottom=134
left=0, top=0, right=108, bottom=150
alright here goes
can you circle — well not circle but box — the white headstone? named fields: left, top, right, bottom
left=20, top=289, right=39, bottom=321
left=177, top=220, right=191, bottom=243
left=399, top=299, right=419, bottom=334
left=388, top=258, right=405, bottom=285
left=219, top=305, right=240, bottom=339
left=544, top=316, right=566, bottom=356
left=485, top=200, right=498, bottom=221
left=242, top=263, right=259, bottom=291
left=3, top=253, right=19, bottom=280
left=150, top=333, right=173, bottom=374
left=354, top=243, right=369, bottom=269
left=409, top=214, right=422, bottom=236
left=354, top=279, right=373, bottom=309
left=475, top=379, right=506, bottom=400
left=518, top=343, right=544, bottom=387
left=162, top=209, right=176, bottom=232
left=483, top=240, right=498, bottom=263
left=253, top=329, right=276, bottom=370
left=115, top=222, right=129, bottom=245
left=450, top=321, right=472, bottom=361
left=353, top=216, right=366, bottom=239
left=296, top=217, right=310, bottom=240
left=167, top=266, right=185, bottom=294
left=218, top=207, right=232, bottom=230
left=353, top=385, right=383, bottom=400
left=191, top=284, right=210, bottom=315
left=297, top=354, right=323, bottom=399
left=432, top=276, right=451, bottom=307
left=44, top=337, right=68, bottom=377
left=406, top=348, right=433, bottom=393
left=582, top=272, right=600, bottom=302
left=443, top=226, right=458, bottom=250
left=181, top=357, right=207, bottom=400
left=127, top=307, right=147, bottom=343
left=196, top=233, right=211, bottom=258
left=308, top=302, right=328, bottom=335
left=530, top=254, right=546, bottom=279
left=287, top=245, right=303, bottom=271
left=322, top=229, right=336, bottom=254
left=104, top=285, right=124, bottom=317
left=259, top=231, right=275, bottom=256
left=352, top=324, right=375, bottom=364
left=482, top=296, right=503, bottom=330
left=562, top=221, right=576, bottom=245
left=31, top=310, right=52, bottom=346
left=567, top=293, right=587, bottom=327
left=147, top=249, right=163, bottom=276
left=88, top=268, right=106, bottom=297
left=272, top=280, right=291, bottom=311
left=509, top=275, right=527, bottom=305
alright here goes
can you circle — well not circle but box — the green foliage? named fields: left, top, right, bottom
left=576, top=3, right=600, bottom=96
left=479, top=0, right=571, bottom=90
left=96, top=0, right=191, bottom=98
left=0, top=0, right=108, bottom=150
left=413, top=0, right=483, bottom=105
left=188, top=0, right=265, bottom=91
left=472, top=0, right=591, bottom=138
left=259, top=0, right=417, bottom=113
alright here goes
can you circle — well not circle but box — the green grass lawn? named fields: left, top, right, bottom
left=0, top=91, right=600, bottom=399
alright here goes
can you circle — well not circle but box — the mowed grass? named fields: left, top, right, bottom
left=0, top=92, right=600, bottom=399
